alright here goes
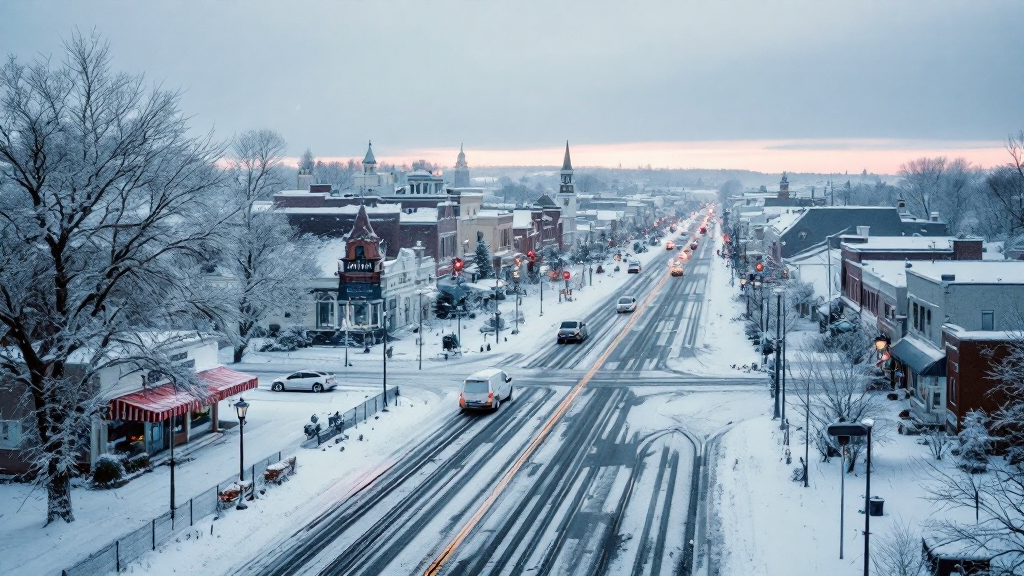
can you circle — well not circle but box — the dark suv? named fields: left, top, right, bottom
left=556, top=320, right=589, bottom=344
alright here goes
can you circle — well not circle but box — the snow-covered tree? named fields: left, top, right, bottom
left=474, top=239, right=492, bottom=279
left=956, top=410, right=992, bottom=474
left=0, top=33, right=229, bottom=524
left=298, top=147, right=315, bottom=174
left=219, top=130, right=321, bottom=363
left=315, top=159, right=359, bottom=191
left=791, top=350, right=883, bottom=472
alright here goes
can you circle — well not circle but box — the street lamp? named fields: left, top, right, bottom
left=234, top=397, right=249, bottom=511
left=417, top=289, right=425, bottom=370
left=381, top=299, right=389, bottom=411
left=773, top=288, right=783, bottom=421
left=827, top=419, right=875, bottom=576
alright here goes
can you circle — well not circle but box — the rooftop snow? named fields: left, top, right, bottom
left=275, top=204, right=401, bottom=215
left=858, top=260, right=910, bottom=288
left=904, top=260, right=1024, bottom=284
left=843, top=236, right=960, bottom=251
left=316, top=238, right=348, bottom=276
left=276, top=189, right=325, bottom=196
left=400, top=210, right=438, bottom=223
left=512, top=210, right=533, bottom=228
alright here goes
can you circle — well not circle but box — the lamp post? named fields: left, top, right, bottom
left=740, top=277, right=749, bottom=317
left=827, top=420, right=874, bottom=575
left=345, top=298, right=351, bottom=368
left=781, top=292, right=788, bottom=439
left=381, top=299, right=389, bottom=410
left=417, top=290, right=424, bottom=370
left=773, top=288, right=782, bottom=420
left=234, top=398, right=249, bottom=511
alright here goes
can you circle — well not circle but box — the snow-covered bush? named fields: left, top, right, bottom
left=956, top=411, right=992, bottom=474
left=92, top=455, right=127, bottom=488
left=123, top=453, right=151, bottom=474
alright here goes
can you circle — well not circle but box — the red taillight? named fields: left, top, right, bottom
left=459, top=393, right=466, bottom=407
left=487, top=391, right=494, bottom=400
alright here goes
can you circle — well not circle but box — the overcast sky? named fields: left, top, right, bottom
left=2, top=1, right=1022, bottom=172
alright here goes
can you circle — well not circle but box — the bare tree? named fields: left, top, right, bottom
left=898, top=156, right=979, bottom=234
left=315, top=159, right=359, bottom=191
left=872, top=518, right=928, bottom=576
left=0, top=33, right=228, bottom=523
left=790, top=350, right=882, bottom=471
left=218, top=130, right=321, bottom=362
left=922, top=428, right=952, bottom=461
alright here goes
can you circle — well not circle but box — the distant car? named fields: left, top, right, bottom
left=616, top=296, right=637, bottom=313
left=827, top=319, right=857, bottom=337
left=557, top=320, right=589, bottom=344
left=270, top=370, right=337, bottom=393
left=627, top=261, right=641, bottom=274
left=690, top=242, right=699, bottom=250
left=700, top=226, right=708, bottom=235
left=665, top=241, right=674, bottom=250
left=459, top=368, right=513, bottom=412
left=670, top=265, right=684, bottom=277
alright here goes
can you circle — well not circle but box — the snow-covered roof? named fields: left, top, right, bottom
left=858, top=260, right=909, bottom=289
left=275, top=204, right=401, bottom=215
left=944, top=323, right=1023, bottom=341
left=476, top=209, right=510, bottom=219
left=317, top=238, right=348, bottom=277
left=252, top=201, right=274, bottom=213
left=983, top=241, right=1006, bottom=260
left=597, top=210, right=619, bottom=221
left=276, top=189, right=326, bottom=197
left=400, top=210, right=438, bottom=223
left=905, top=260, right=1024, bottom=284
left=843, top=236, right=959, bottom=252
left=512, top=210, right=533, bottom=228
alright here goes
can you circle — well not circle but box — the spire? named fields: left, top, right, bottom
left=363, top=140, right=376, bottom=165
left=561, top=141, right=572, bottom=171
left=456, top=142, right=467, bottom=168
left=346, top=204, right=380, bottom=243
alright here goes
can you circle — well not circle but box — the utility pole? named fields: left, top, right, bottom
left=417, top=291, right=423, bottom=370
left=773, top=289, right=782, bottom=420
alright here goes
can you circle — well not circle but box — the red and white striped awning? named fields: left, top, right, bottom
left=109, top=366, right=258, bottom=423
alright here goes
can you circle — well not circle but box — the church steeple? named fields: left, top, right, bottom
left=362, top=141, right=377, bottom=175
left=456, top=143, right=467, bottom=168
left=453, top=142, right=470, bottom=187
left=559, top=141, right=574, bottom=194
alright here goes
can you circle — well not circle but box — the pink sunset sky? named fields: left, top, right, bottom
left=295, top=139, right=1012, bottom=176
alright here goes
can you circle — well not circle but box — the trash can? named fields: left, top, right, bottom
left=868, top=496, right=884, bottom=516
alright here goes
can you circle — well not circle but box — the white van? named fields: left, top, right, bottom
left=459, top=368, right=513, bottom=411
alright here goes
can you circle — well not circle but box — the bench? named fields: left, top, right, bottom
left=218, top=480, right=253, bottom=507
left=263, top=456, right=297, bottom=484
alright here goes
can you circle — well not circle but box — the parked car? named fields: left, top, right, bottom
left=665, top=241, right=675, bottom=250
left=557, top=320, right=589, bottom=344
left=827, top=319, right=857, bottom=337
left=616, top=296, right=637, bottom=313
left=459, top=368, right=513, bottom=412
left=627, top=261, right=641, bottom=274
left=690, top=242, right=698, bottom=250
left=670, top=265, right=684, bottom=277
left=270, top=370, right=337, bottom=393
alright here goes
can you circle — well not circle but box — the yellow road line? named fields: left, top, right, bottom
left=423, top=266, right=673, bottom=575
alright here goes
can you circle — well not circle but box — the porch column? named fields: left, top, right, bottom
left=212, top=402, right=219, bottom=433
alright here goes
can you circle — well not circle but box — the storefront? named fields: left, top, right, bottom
left=889, top=336, right=947, bottom=426
left=105, top=366, right=257, bottom=457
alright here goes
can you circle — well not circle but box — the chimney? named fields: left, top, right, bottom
left=897, top=196, right=908, bottom=214
left=929, top=212, right=940, bottom=222
left=298, top=171, right=314, bottom=191
left=856, top=226, right=870, bottom=237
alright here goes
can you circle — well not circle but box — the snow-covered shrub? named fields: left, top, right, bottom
left=124, top=453, right=151, bottom=473
left=92, top=454, right=126, bottom=487
left=956, top=411, right=992, bottom=474
left=922, top=428, right=951, bottom=460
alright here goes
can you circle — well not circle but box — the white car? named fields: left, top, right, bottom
left=270, top=370, right=337, bottom=393
left=616, top=296, right=637, bottom=313
left=459, top=368, right=513, bottom=411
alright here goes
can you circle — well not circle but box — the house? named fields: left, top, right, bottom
left=1, top=333, right=257, bottom=475
left=763, top=206, right=948, bottom=267
left=886, top=261, right=1024, bottom=431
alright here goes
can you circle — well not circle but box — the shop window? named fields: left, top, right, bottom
left=982, top=310, right=994, bottom=331
left=108, top=420, right=146, bottom=454
left=0, top=420, right=21, bottom=449
left=926, top=308, right=932, bottom=338
left=912, top=303, right=919, bottom=330
left=949, top=377, right=957, bottom=406
left=316, top=293, right=335, bottom=328
left=190, top=406, right=211, bottom=429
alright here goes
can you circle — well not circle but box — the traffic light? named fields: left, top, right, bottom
left=452, top=257, right=464, bottom=276
left=526, top=250, right=535, bottom=260
left=562, top=271, right=571, bottom=280
left=755, top=262, right=764, bottom=273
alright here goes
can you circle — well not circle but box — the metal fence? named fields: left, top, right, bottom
left=63, top=449, right=284, bottom=576
left=310, top=386, right=401, bottom=446
left=62, top=385, right=401, bottom=575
